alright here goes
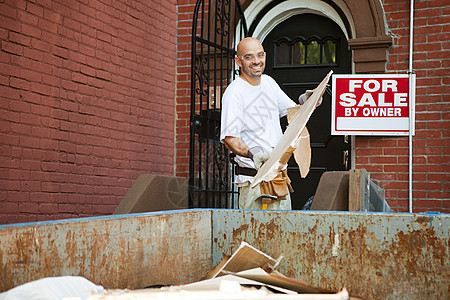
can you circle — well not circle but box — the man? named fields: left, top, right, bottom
left=220, top=37, right=306, bottom=210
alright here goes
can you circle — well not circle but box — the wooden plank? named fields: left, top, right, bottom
left=186, top=268, right=297, bottom=294
left=251, top=70, right=333, bottom=188
left=348, top=169, right=369, bottom=211
left=224, top=271, right=336, bottom=294
left=348, top=169, right=361, bottom=211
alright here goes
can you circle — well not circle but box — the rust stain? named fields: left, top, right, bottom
left=415, top=215, right=430, bottom=225
left=232, top=223, right=249, bottom=239
left=1, top=211, right=448, bottom=299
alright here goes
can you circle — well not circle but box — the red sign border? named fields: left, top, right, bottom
left=331, top=74, right=416, bottom=136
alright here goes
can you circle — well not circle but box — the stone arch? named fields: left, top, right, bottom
left=241, top=0, right=392, bottom=73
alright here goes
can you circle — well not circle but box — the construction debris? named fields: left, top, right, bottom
left=0, top=276, right=104, bottom=300
left=88, top=242, right=351, bottom=299
left=310, top=169, right=392, bottom=212
left=0, top=242, right=352, bottom=300
left=251, top=71, right=333, bottom=188
left=205, top=241, right=282, bottom=279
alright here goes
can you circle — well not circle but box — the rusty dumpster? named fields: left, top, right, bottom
left=0, top=209, right=448, bottom=299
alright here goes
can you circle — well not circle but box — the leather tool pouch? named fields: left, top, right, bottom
left=259, top=170, right=294, bottom=203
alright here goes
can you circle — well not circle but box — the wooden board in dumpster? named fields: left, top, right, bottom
left=0, top=209, right=448, bottom=299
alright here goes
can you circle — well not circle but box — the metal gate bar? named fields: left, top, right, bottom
left=189, top=0, right=248, bottom=208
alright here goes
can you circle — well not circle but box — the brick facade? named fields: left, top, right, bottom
left=0, top=0, right=447, bottom=224
left=355, top=0, right=449, bottom=212
left=175, top=0, right=449, bottom=213
left=0, top=0, right=177, bottom=224
left=175, top=0, right=196, bottom=178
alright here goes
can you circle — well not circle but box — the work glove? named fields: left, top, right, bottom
left=248, top=146, right=270, bottom=170
left=298, top=89, right=322, bottom=107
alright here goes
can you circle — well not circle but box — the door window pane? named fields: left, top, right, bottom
left=276, top=42, right=290, bottom=65
left=274, top=38, right=336, bottom=66
left=293, top=42, right=305, bottom=64
left=322, top=39, right=336, bottom=63
left=306, top=40, right=320, bottom=64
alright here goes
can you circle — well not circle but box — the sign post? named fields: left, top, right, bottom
left=332, top=74, right=417, bottom=213
left=332, top=74, right=416, bottom=136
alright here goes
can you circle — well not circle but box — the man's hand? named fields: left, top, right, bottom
left=253, top=152, right=270, bottom=170
left=298, top=89, right=322, bottom=107
left=248, top=146, right=270, bottom=170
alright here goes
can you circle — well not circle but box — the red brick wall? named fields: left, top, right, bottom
left=175, top=0, right=196, bottom=178
left=175, top=0, right=449, bottom=213
left=0, top=0, right=177, bottom=224
left=355, top=0, right=449, bottom=212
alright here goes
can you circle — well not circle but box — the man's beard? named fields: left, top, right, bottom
left=243, top=62, right=264, bottom=78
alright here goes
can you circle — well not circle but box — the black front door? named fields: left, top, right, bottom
left=263, top=13, right=351, bottom=209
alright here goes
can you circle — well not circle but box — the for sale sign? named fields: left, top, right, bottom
left=332, top=74, right=416, bottom=136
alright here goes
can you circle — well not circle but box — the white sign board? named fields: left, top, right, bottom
left=332, top=74, right=416, bottom=136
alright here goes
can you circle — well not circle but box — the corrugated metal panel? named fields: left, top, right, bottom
left=0, top=209, right=448, bottom=300
left=211, top=210, right=449, bottom=300
left=0, top=210, right=213, bottom=291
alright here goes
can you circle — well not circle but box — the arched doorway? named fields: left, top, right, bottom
left=185, top=0, right=392, bottom=209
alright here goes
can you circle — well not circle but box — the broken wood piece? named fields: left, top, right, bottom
left=186, top=268, right=297, bottom=294
left=202, top=255, right=231, bottom=280
left=294, top=128, right=311, bottom=178
left=222, top=270, right=337, bottom=294
left=251, top=70, right=333, bottom=188
left=207, top=241, right=282, bottom=279
left=286, top=104, right=301, bottom=122
left=348, top=169, right=391, bottom=212
left=287, top=105, right=311, bottom=178
left=348, top=169, right=365, bottom=211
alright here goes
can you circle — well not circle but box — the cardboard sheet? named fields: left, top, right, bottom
left=251, top=71, right=333, bottom=188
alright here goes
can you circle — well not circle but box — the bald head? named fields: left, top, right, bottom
left=235, top=37, right=266, bottom=85
left=236, top=37, right=264, bottom=57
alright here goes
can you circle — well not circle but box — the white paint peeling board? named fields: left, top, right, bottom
left=251, top=70, right=333, bottom=188
left=209, top=241, right=281, bottom=279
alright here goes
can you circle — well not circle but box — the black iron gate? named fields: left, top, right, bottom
left=189, top=0, right=248, bottom=208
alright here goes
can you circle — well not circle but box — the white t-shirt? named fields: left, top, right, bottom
left=220, top=74, right=296, bottom=183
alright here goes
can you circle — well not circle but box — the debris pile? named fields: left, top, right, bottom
left=90, top=242, right=351, bottom=299
left=1, top=242, right=356, bottom=300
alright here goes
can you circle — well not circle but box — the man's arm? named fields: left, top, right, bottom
left=222, top=136, right=250, bottom=158
left=222, top=136, right=270, bottom=170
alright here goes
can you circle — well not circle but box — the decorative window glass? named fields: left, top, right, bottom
left=275, top=37, right=337, bottom=66
left=306, top=40, right=320, bottom=64
left=276, top=42, right=290, bottom=65
left=293, top=42, right=305, bottom=64
left=322, top=39, right=336, bottom=64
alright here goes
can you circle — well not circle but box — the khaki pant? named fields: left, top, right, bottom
left=237, top=181, right=292, bottom=210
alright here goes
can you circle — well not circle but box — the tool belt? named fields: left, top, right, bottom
left=230, top=153, right=258, bottom=177
left=235, top=165, right=257, bottom=177
left=259, top=169, right=294, bottom=204
left=230, top=153, right=293, bottom=204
